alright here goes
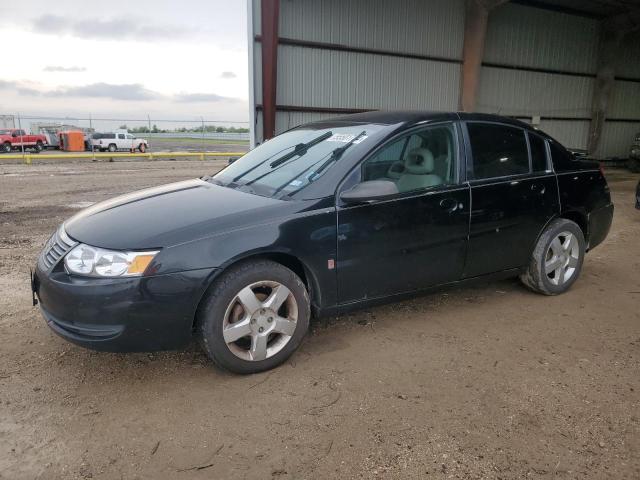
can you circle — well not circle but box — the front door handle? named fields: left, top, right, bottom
left=439, top=197, right=460, bottom=212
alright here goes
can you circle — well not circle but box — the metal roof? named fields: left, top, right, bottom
left=513, top=0, right=640, bottom=19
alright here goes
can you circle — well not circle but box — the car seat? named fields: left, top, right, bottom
left=396, top=148, right=443, bottom=192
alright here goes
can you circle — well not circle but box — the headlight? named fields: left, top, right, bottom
left=64, top=244, right=159, bottom=277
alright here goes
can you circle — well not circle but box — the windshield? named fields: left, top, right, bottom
left=211, top=125, right=381, bottom=199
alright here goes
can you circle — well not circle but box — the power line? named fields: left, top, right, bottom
left=14, top=114, right=249, bottom=124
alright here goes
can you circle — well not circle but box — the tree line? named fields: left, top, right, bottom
left=119, top=124, right=250, bottom=134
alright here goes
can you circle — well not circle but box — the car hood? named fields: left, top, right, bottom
left=64, top=179, right=289, bottom=250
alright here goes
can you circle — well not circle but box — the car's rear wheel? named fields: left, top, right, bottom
left=2, top=142, right=11, bottom=153
left=520, top=218, right=585, bottom=295
left=197, top=260, right=310, bottom=374
left=34, top=141, right=44, bottom=152
left=108, top=143, right=117, bottom=152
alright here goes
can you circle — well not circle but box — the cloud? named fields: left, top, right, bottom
left=50, top=83, right=159, bottom=101
left=0, top=80, right=157, bottom=101
left=173, top=92, right=241, bottom=103
left=43, top=65, right=87, bottom=72
left=220, top=71, right=237, bottom=79
left=1, top=80, right=240, bottom=104
left=32, top=14, right=195, bottom=41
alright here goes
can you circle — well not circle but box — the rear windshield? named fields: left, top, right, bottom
left=212, top=125, right=383, bottom=199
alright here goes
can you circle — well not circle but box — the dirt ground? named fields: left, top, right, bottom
left=0, top=160, right=638, bottom=479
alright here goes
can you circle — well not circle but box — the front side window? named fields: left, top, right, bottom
left=467, top=123, right=529, bottom=180
left=362, top=123, right=457, bottom=193
left=117, top=134, right=125, bottom=139
left=212, top=124, right=384, bottom=199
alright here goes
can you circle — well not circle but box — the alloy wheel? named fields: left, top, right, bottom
left=545, top=231, right=580, bottom=286
left=222, top=281, right=298, bottom=361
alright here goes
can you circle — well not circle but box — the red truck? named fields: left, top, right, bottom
left=0, top=128, right=47, bottom=153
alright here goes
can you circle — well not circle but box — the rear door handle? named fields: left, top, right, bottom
left=439, top=197, right=460, bottom=212
left=530, top=183, right=546, bottom=195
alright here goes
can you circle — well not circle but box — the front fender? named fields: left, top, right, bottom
left=152, top=205, right=338, bottom=309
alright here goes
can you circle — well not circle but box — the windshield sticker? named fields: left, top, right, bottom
left=327, top=133, right=355, bottom=143
left=288, top=179, right=304, bottom=187
left=327, top=133, right=368, bottom=143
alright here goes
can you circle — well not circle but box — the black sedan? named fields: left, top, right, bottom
left=33, top=112, right=614, bottom=373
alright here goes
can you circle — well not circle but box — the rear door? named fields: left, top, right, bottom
left=336, top=122, right=470, bottom=303
left=125, top=134, right=135, bottom=149
left=116, top=133, right=126, bottom=149
left=463, top=122, right=558, bottom=277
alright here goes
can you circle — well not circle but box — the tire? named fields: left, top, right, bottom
left=197, top=260, right=310, bottom=374
left=107, top=143, right=117, bottom=153
left=34, top=141, right=43, bottom=153
left=2, top=142, right=11, bottom=153
left=138, top=143, right=146, bottom=153
left=520, top=218, right=585, bottom=295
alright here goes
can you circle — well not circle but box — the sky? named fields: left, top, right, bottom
left=0, top=0, right=249, bottom=129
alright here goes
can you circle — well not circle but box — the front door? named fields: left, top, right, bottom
left=336, top=122, right=470, bottom=304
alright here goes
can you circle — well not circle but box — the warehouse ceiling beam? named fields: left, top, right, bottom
left=459, top=0, right=509, bottom=112
left=261, top=0, right=280, bottom=141
left=587, top=9, right=640, bottom=154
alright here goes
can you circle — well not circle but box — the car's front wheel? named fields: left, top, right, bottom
left=520, top=218, right=585, bottom=295
left=198, top=260, right=310, bottom=374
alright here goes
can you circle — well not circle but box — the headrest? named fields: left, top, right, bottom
left=405, top=148, right=434, bottom=174
left=387, top=161, right=405, bottom=179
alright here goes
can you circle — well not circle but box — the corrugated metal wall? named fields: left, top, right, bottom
left=477, top=67, right=594, bottom=118
left=483, top=4, right=600, bottom=73
left=278, top=0, right=465, bottom=59
left=252, top=0, right=466, bottom=143
left=595, top=122, right=640, bottom=159
left=250, top=0, right=640, bottom=157
left=478, top=3, right=599, bottom=150
left=276, top=46, right=460, bottom=110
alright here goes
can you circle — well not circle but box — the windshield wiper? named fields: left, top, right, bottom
left=274, top=130, right=367, bottom=198
left=269, top=131, right=333, bottom=168
left=314, top=131, right=366, bottom=175
left=230, top=131, right=333, bottom=185
left=243, top=131, right=335, bottom=188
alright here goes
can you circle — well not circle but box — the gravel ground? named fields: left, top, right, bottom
left=0, top=161, right=638, bottom=480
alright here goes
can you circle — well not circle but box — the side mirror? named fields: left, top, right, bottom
left=340, top=180, right=399, bottom=204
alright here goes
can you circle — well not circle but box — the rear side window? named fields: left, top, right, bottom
left=528, top=133, right=548, bottom=172
left=467, top=123, right=529, bottom=179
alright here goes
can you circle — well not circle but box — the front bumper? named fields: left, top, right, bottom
left=33, top=264, right=217, bottom=352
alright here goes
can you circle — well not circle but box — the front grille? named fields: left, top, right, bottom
left=38, top=226, right=77, bottom=272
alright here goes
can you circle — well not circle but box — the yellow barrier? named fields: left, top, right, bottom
left=0, top=151, right=246, bottom=165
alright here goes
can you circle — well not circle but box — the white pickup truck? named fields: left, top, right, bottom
left=91, top=132, right=149, bottom=152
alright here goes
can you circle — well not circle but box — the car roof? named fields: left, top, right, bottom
left=305, top=110, right=534, bottom=131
